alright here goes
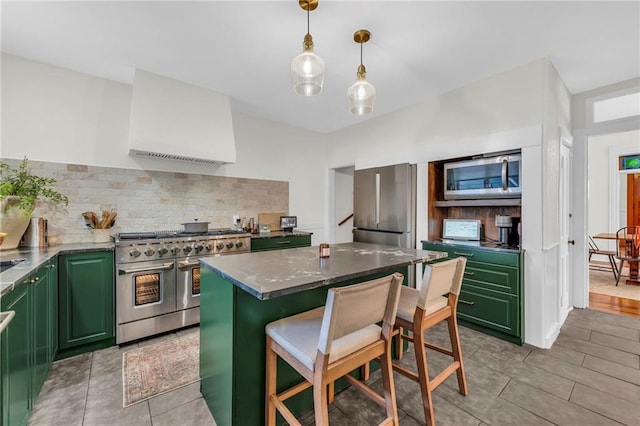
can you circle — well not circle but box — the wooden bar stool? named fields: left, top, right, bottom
left=265, top=273, right=404, bottom=426
left=393, top=257, right=468, bottom=426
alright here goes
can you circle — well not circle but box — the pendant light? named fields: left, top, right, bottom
left=347, top=29, right=376, bottom=115
left=290, top=0, right=325, bottom=96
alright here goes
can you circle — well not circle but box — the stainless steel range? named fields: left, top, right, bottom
left=114, top=229, right=250, bottom=344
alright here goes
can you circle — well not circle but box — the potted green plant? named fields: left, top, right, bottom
left=1, top=158, right=68, bottom=250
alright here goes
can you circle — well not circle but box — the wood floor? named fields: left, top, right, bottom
left=589, top=292, right=640, bottom=318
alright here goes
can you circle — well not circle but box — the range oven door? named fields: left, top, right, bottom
left=116, top=260, right=177, bottom=324
left=177, top=258, right=201, bottom=310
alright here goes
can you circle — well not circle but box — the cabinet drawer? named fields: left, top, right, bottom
left=457, top=284, right=519, bottom=337
left=251, top=235, right=311, bottom=252
left=464, top=262, right=519, bottom=295
left=422, top=243, right=519, bottom=267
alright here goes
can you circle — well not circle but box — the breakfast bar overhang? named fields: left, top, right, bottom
left=198, top=242, right=446, bottom=425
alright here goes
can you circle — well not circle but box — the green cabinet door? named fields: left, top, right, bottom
left=48, top=259, right=59, bottom=362
left=250, top=235, right=312, bottom=252
left=422, top=242, right=524, bottom=344
left=32, top=266, right=50, bottom=397
left=58, top=252, right=114, bottom=353
left=1, top=281, right=31, bottom=426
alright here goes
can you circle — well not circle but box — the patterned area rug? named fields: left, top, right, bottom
left=122, top=331, right=199, bottom=407
left=590, top=266, right=640, bottom=300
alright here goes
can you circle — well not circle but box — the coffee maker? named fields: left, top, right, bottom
left=495, top=215, right=521, bottom=246
left=495, top=215, right=512, bottom=245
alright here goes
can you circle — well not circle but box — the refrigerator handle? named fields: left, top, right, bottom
left=375, top=172, right=380, bottom=226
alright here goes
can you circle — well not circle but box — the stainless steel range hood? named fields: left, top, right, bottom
left=129, top=70, right=236, bottom=165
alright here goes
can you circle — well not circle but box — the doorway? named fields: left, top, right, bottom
left=329, top=165, right=355, bottom=244
left=586, top=129, right=640, bottom=314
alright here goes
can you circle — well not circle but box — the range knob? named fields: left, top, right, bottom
left=216, top=242, right=225, bottom=250
left=194, top=244, right=204, bottom=253
left=158, top=247, right=169, bottom=256
left=235, top=241, right=243, bottom=248
left=204, top=243, right=212, bottom=251
left=170, top=246, right=180, bottom=255
left=130, top=248, right=141, bottom=258
left=144, top=247, right=156, bottom=257
left=225, top=242, right=234, bottom=249
left=183, top=246, right=193, bottom=254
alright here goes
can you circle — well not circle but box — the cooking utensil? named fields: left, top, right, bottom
left=82, top=211, right=99, bottom=229
left=181, top=219, right=210, bottom=233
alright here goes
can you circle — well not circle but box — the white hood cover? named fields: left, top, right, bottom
left=129, top=70, right=236, bottom=164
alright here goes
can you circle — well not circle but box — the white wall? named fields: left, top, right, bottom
left=1, top=53, right=329, bottom=244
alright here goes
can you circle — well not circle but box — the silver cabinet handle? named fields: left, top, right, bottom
left=459, top=299, right=475, bottom=306
left=118, top=262, right=174, bottom=275
left=453, top=252, right=474, bottom=257
left=178, top=261, right=200, bottom=268
left=464, top=271, right=475, bottom=276
left=277, top=241, right=291, bottom=245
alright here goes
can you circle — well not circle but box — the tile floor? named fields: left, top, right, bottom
left=29, top=308, right=639, bottom=425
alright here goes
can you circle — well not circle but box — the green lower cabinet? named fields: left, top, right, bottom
left=1, top=261, right=59, bottom=426
left=58, top=251, right=115, bottom=358
left=422, top=242, right=524, bottom=345
left=32, top=266, right=51, bottom=397
left=250, top=235, right=311, bottom=252
left=1, top=282, right=31, bottom=426
left=48, top=259, right=59, bottom=363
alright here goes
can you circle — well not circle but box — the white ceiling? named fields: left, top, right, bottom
left=2, top=1, right=639, bottom=134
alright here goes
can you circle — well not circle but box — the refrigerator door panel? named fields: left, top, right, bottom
left=353, top=168, right=377, bottom=229
left=353, top=229, right=413, bottom=248
left=377, top=164, right=412, bottom=232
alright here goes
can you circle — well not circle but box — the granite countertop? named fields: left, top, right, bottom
left=0, top=242, right=114, bottom=296
left=200, top=242, right=447, bottom=300
left=421, top=239, right=523, bottom=253
left=250, top=230, right=313, bottom=240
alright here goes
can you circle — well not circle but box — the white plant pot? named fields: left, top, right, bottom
left=93, top=229, right=112, bottom=243
left=0, top=198, right=33, bottom=250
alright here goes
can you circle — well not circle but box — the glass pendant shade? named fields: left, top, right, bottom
left=347, top=76, right=376, bottom=115
left=291, top=44, right=325, bottom=96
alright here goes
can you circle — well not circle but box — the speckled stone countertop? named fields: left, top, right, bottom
left=200, top=242, right=447, bottom=300
left=0, top=243, right=114, bottom=296
left=249, top=230, right=313, bottom=240
left=421, top=239, right=523, bottom=254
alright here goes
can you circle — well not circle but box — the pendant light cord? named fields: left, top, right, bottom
left=360, top=41, right=363, bottom=66
left=306, top=2, right=310, bottom=35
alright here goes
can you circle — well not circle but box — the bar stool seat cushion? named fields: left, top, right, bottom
left=396, top=286, right=448, bottom=322
left=266, top=307, right=382, bottom=371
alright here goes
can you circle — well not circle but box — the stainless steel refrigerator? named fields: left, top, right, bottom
left=353, top=163, right=416, bottom=248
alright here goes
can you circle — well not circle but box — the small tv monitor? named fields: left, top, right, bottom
left=442, top=219, right=481, bottom=241
left=280, top=216, right=297, bottom=232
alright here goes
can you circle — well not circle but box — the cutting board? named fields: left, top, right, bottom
left=258, top=212, right=286, bottom=231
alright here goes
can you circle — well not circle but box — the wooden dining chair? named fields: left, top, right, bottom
left=265, top=273, right=403, bottom=426
left=392, top=257, right=468, bottom=426
left=588, top=235, right=619, bottom=280
left=614, top=226, right=640, bottom=286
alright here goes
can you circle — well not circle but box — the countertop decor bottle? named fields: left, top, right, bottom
left=319, top=243, right=330, bottom=258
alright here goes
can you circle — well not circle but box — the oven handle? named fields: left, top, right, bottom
left=118, top=262, right=174, bottom=275
left=178, top=260, right=200, bottom=269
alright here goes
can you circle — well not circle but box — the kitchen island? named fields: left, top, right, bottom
left=198, top=242, right=447, bottom=426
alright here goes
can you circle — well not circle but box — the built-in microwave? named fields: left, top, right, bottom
left=444, top=154, right=521, bottom=200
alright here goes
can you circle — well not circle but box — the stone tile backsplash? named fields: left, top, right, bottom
left=1, top=159, right=288, bottom=244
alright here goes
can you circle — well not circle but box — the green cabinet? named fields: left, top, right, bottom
left=58, top=251, right=115, bottom=357
left=422, top=242, right=524, bottom=345
left=1, top=260, right=57, bottom=426
left=250, top=234, right=312, bottom=252
left=1, top=280, right=31, bottom=426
